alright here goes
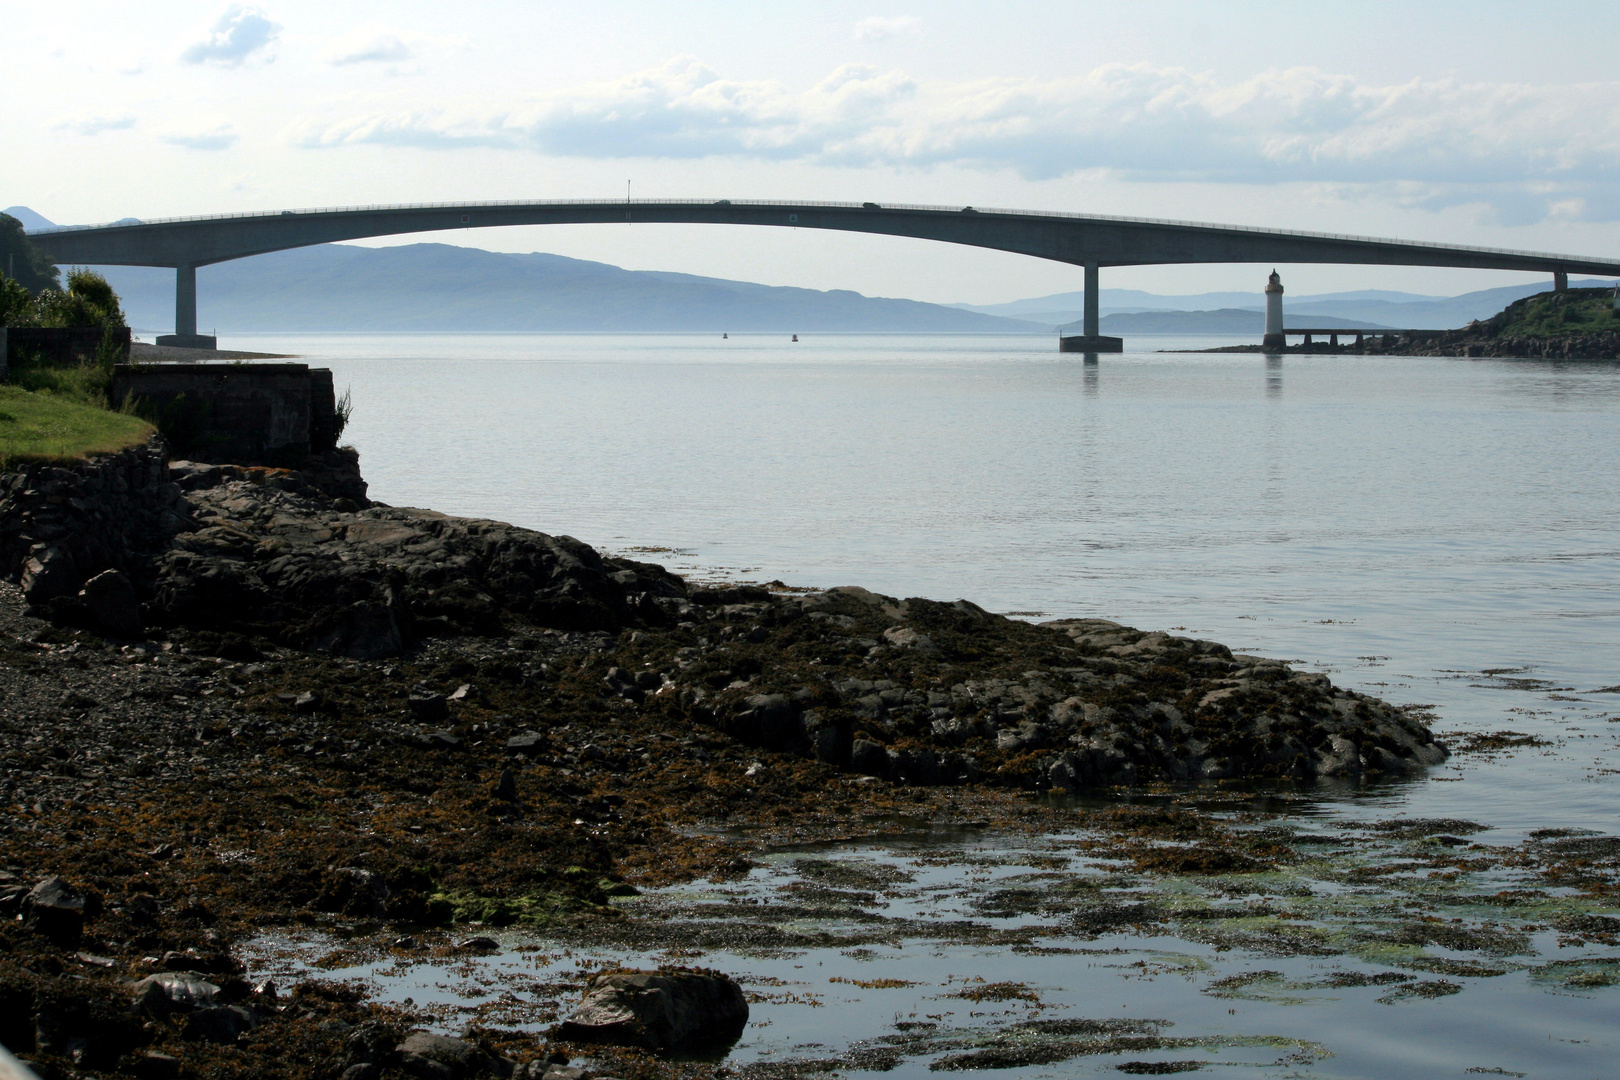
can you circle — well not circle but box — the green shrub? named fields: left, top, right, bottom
left=0, top=274, right=33, bottom=326
left=33, top=267, right=126, bottom=329
left=334, top=386, right=353, bottom=440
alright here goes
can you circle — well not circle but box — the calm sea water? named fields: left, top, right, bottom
left=227, top=332, right=1620, bottom=1078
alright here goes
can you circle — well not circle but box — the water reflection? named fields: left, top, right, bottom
left=1265, top=353, right=1283, bottom=397
left=1082, top=354, right=1099, bottom=395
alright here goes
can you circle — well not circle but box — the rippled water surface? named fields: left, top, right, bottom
left=227, top=332, right=1620, bottom=1076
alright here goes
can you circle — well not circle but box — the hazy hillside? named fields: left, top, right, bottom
left=963, top=279, right=1617, bottom=330
left=76, top=243, right=1049, bottom=334
left=1084, top=309, right=1390, bottom=335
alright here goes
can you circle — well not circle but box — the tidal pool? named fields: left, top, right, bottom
left=243, top=795, right=1620, bottom=1080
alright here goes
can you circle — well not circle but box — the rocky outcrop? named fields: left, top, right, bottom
left=147, top=475, right=688, bottom=658
left=556, top=968, right=748, bottom=1052
left=170, top=449, right=370, bottom=506
left=0, top=436, right=188, bottom=608
left=0, top=441, right=373, bottom=641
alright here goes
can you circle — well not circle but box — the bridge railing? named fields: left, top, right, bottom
left=26, top=199, right=1609, bottom=267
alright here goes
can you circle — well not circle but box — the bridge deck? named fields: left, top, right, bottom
left=26, top=199, right=1620, bottom=342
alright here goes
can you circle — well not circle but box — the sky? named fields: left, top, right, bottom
left=7, top=1, right=1620, bottom=303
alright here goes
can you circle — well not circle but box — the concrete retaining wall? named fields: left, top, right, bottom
left=110, top=363, right=337, bottom=464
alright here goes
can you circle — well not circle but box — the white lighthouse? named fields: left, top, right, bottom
left=1263, top=269, right=1285, bottom=349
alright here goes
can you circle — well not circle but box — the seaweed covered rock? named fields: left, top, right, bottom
left=666, top=587, right=1446, bottom=787
left=557, top=968, right=748, bottom=1052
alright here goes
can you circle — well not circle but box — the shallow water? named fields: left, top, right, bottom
left=223, top=331, right=1620, bottom=1074
left=244, top=814, right=1620, bottom=1078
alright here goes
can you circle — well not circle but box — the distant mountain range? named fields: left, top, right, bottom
left=70, top=245, right=1051, bottom=334
left=957, top=280, right=1619, bottom=331
left=7, top=204, right=1615, bottom=334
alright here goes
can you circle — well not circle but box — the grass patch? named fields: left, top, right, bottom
left=6, top=346, right=119, bottom=406
left=0, top=384, right=152, bottom=468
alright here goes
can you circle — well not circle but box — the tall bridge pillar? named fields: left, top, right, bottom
left=1554, top=271, right=1568, bottom=292
left=156, top=264, right=216, bottom=349
left=1058, top=262, right=1123, bottom=353
left=1084, top=263, right=1099, bottom=337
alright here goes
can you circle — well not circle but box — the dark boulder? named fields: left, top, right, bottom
left=79, top=568, right=144, bottom=638
left=185, top=1005, right=260, bottom=1046
left=23, top=876, right=89, bottom=946
left=506, top=731, right=548, bottom=755
left=849, top=739, right=891, bottom=779
left=556, top=967, right=748, bottom=1052
left=132, top=972, right=222, bottom=1018
left=395, top=1031, right=501, bottom=1079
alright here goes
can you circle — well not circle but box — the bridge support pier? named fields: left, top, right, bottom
left=155, top=264, right=217, bottom=349
left=1058, top=262, right=1122, bottom=352
left=1554, top=271, right=1568, bottom=292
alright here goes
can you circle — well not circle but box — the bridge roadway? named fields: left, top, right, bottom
left=28, top=198, right=1620, bottom=347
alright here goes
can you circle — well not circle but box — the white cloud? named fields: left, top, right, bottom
left=181, top=6, right=280, bottom=66
left=289, top=58, right=1620, bottom=222
left=56, top=115, right=136, bottom=136
left=164, top=126, right=240, bottom=151
left=327, top=27, right=415, bottom=66
left=854, top=15, right=920, bottom=41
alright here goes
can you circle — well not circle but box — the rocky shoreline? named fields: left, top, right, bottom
left=1194, top=329, right=1620, bottom=359
left=0, top=443, right=1449, bottom=1079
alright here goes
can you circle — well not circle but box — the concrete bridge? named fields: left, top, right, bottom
left=28, top=199, right=1620, bottom=348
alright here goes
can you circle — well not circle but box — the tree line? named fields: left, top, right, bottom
left=1, top=213, right=126, bottom=331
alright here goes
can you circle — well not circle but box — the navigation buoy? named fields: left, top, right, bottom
left=723, top=332, right=728, bottom=338
left=791, top=334, right=799, bottom=342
